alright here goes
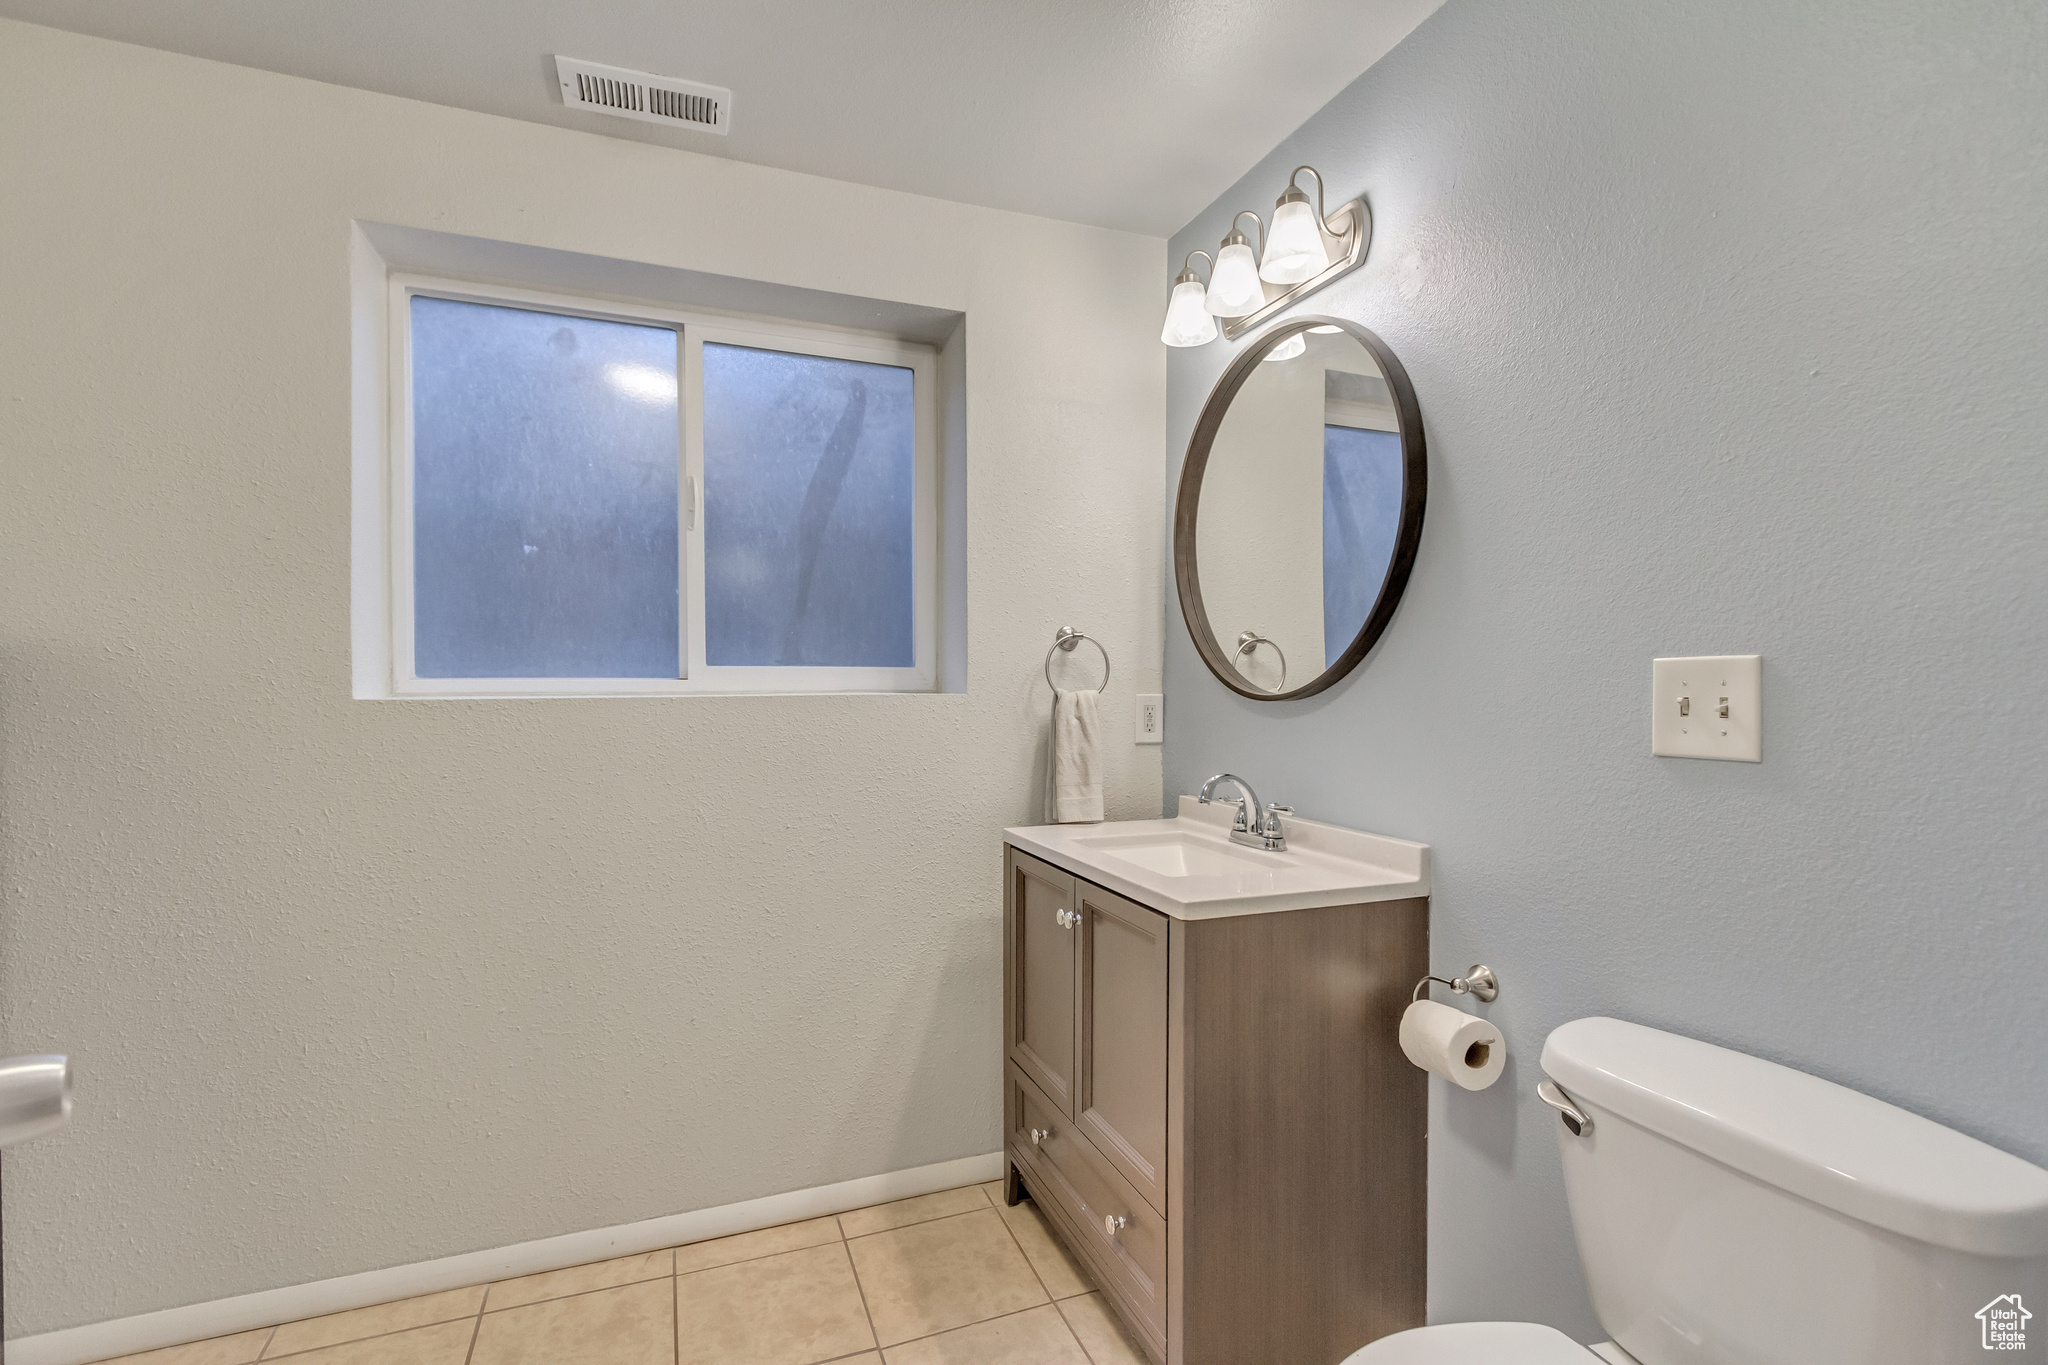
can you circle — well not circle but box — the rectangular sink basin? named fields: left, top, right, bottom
left=1076, top=832, right=1272, bottom=878
left=1005, top=797, right=1429, bottom=920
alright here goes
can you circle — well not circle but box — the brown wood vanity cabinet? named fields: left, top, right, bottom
left=1002, top=844, right=1428, bottom=1365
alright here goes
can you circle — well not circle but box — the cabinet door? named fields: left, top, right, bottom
left=1077, top=880, right=1169, bottom=1215
left=1006, top=848, right=1081, bottom=1116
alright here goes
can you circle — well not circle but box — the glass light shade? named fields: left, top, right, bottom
left=1262, top=332, right=1307, bottom=362
left=1308, top=324, right=1343, bottom=334
left=1205, top=241, right=1266, bottom=316
left=1260, top=198, right=1331, bottom=284
left=1160, top=279, right=1218, bottom=346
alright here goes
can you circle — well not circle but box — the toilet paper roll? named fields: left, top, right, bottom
left=1399, top=999, right=1505, bottom=1091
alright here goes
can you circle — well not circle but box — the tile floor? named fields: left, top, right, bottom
left=93, top=1181, right=1149, bottom=1365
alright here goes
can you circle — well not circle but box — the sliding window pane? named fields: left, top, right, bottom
left=702, top=343, right=915, bottom=667
left=410, top=297, right=679, bottom=678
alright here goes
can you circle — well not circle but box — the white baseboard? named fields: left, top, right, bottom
left=8, top=1151, right=1005, bottom=1365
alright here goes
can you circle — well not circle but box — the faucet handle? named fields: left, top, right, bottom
left=1263, top=804, right=1291, bottom=834
left=1202, top=788, right=1250, bottom=828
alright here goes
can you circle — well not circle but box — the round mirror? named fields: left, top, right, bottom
left=1174, top=317, right=1425, bottom=699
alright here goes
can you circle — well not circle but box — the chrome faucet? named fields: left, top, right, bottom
left=1197, top=773, right=1291, bottom=851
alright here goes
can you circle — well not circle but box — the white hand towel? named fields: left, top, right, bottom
left=1048, top=688, right=1104, bottom=824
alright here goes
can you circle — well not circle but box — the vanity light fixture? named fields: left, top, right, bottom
left=1204, top=212, right=1268, bottom=317
left=1260, top=168, right=1337, bottom=284
left=1161, top=252, right=1219, bottom=346
left=1158, top=163, right=1372, bottom=346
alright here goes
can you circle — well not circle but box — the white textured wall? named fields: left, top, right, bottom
left=1166, top=0, right=2046, bottom=1340
left=1195, top=342, right=1327, bottom=689
left=1195, top=333, right=1387, bottom=689
left=0, top=22, right=1164, bottom=1335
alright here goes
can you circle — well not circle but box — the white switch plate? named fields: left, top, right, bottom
left=1652, top=656, right=1761, bottom=761
left=1135, top=693, right=1163, bottom=745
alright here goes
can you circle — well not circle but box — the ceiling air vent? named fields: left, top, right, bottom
left=554, top=56, right=731, bottom=135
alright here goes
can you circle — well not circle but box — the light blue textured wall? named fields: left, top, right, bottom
left=1164, top=0, right=2046, bottom=1336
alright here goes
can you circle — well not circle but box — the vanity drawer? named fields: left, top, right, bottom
left=1009, top=1063, right=1167, bottom=1350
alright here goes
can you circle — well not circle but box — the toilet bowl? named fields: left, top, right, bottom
left=1344, top=1017, right=2048, bottom=1365
left=1346, top=1320, right=1626, bottom=1363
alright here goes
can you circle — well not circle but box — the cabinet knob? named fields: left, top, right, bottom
left=1055, top=908, right=1079, bottom=929
left=1029, top=1127, right=1052, bottom=1146
left=1104, top=1213, right=1129, bottom=1238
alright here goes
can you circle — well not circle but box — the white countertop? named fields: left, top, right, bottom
left=1005, top=796, right=1429, bottom=920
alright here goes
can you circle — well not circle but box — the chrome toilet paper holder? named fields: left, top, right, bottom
left=1412, top=964, right=1499, bottom=1004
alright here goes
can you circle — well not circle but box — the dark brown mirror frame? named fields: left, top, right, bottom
left=1174, top=315, right=1426, bottom=701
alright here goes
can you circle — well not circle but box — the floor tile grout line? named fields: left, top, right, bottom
left=878, top=1300, right=1077, bottom=1354
left=671, top=1267, right=681, bottom=1365
left=214, top=1191, right=998, bottom=1365
left=673, top=1231, right=849, bottom=1281
left=990, top=1190, right=1060, bottom=1305
left=839, top=1234, right=885, bottom=1360
left=461, top=1303, right=484, bottom=1365
left=839, top=1205, right=990, bottom=1240
left=453, top=1198, right=964, bottom=1324
left=996, top=1187, right=1108, bottom=1365
left=475, top=1233, right=829, bottom=1317
left=467, top=1218, right=846, bottom=1316
left=990, top=1192, right=1102, bottom=1365
left=841, top=1202, right=1000, bottom=1245
left=252, top=1310, right=483, bottom=1363
left=1055, top=1295, right=1104, bottom=1365
left=834, top=1188, right=1065, bottom=1356
left=483, top=1268, right=676, bottom=1315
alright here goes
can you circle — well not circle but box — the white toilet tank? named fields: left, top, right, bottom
left=1541, top=1018, right=2048, bottom=1365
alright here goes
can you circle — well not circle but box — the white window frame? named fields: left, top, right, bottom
left=386, top=274, right=940, bottom=697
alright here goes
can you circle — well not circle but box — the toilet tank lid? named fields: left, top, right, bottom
left=1542, top=1017, right=2048, bottom=1259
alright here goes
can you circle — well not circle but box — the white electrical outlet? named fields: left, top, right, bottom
left=1135, top=694, right=1163, bottom=745
left=1652, top=656, right=1761, bottom=761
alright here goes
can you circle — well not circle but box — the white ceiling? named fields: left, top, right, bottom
left=0, top=0, right=1443, bottom=236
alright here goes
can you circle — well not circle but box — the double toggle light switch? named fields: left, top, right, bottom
left=1653, top=655, right=1761, bottom=762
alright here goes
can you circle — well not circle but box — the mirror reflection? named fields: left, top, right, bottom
left=1193, top=328, right=1405, bottom=693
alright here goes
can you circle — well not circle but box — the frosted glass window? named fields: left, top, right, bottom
left=410, top=296, right=679, bottom=678
left=1322, top=425, right=1403, bottom=668
left=702, top=343, right=915, bottom=667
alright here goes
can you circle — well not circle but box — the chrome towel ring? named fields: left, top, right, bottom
left=1234, top=631, right=1287, bottom=692
left=1045, top=626, right=1111, bottom=693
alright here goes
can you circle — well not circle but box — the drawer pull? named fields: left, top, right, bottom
left=1029, top=1127, right=1052, bottom=1146
left=1104, top=1213, right=1129, bottom=1238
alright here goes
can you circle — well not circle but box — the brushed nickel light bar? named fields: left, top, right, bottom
left=1159, top=165, right=1372, bottom=347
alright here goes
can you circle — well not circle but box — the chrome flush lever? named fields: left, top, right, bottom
left=1538, top=1080, right=1593, bottom=1137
